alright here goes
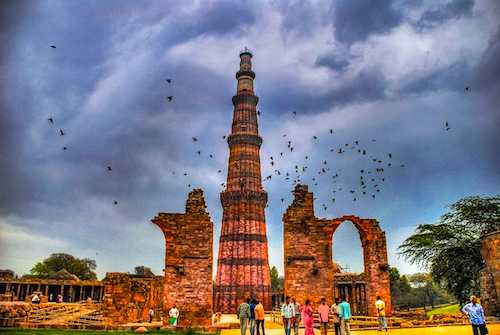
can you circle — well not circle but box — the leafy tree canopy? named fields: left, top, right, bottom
left=399, top=196, right=500, bottom=303
left=270, top=266, right=284, bottom=292
left=30, top=253, right=97, bottom=280
left=134, top=265, right=155, bottom=276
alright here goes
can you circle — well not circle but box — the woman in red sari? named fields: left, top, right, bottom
left=301, top=299, right=314, bottom=335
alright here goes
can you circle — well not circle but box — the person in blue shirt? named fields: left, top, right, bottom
left=338, top=296, right=352, bottom=335
left=249, top=299, right=257, bottom=335
left=462, top=295, right=489, bottom=335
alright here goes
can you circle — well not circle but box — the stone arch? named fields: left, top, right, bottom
left=283, top=185, right=391, bottom=316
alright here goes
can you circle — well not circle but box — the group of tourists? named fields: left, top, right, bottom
left=237, top=298, right=266, bottom=335
left=280, top=296, right=355, bottom=335
left=237, top=296, right=388, bottom=335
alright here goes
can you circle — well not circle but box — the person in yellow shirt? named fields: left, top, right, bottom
left=254, top=300, right=266, bottom=335
left=375, top=296, right=387, bottom=332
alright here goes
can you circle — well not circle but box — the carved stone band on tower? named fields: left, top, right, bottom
left=214, top=49, right=272, bottom=312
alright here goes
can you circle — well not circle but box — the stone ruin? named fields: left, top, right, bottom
left=151, top=189, right=213, bottom=327
left=283, top=184, right=392, bottom=316
left=480, top=230, right=500, bottom=316
left=101, top=273, right=163, bottom=325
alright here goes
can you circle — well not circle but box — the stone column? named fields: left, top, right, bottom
left=480, top=231, right=500, bottom=316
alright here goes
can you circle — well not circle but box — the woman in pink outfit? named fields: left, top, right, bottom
left=301, top=299, right=314, bottom=335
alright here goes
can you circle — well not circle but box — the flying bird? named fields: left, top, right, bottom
left=59, top=129, right=65, bottom=136
left=167, top=96, right=173, bottom=101
left=166, top=79, right=172, bottom=83
left=107, top=166, right=112, bottom=171
left=192, top=137, right=198, bottom=142
left=329, top=129, right=333, bottom=134
left=114, top=201, right=118, bottom=205
left=47, top=118, right=54, bottom=124
left=50, top=45, right=56, bottom=49
left=62, top=146, right=67, bottom=150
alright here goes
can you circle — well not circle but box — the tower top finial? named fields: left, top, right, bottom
left=240, top=47, right=253, bottom=57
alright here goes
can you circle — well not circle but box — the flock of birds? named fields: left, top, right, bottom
left=45, top=44, right=468, bottom=209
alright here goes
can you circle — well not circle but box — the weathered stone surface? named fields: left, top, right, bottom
left=152, top=189, right=213, bottom=327
left=283, top=184, right=391, bottom=316
left=480, top=231, right=500, bottom=316
left=215, top=50, right=272, bottom=313
left=102, top=273, right=163, bottom=324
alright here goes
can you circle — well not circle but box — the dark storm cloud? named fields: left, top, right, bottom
left=314, top=52, right=350, bottom=72
left=416, top=0, right=474, bottom=30
left=475, top=26, right=500, bottom=93
left=1, top=0, right=499, bottom=277
left=332, top=0, right=403, bottom=44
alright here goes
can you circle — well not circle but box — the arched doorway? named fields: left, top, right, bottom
left=283, top=185, right=392, bottom=316
left=332, top=220, right=367, bottom=315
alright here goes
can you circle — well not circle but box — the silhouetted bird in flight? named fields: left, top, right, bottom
left=222, top=135, right=226, bottom=140
left=114, top=201, right=118, bottom=205
left=257, top=110, right=261, bottom=116
left=167, top=96, right=173, bottom=101
left=445, top=121, right=450, bottom=131
left=465, top=87, right=470, bottom=91
left=217, top=170, right=222, bottom=173
left=50, top=45, right=56, bottom=49
left=313, top=136, right=318, bottom=140
left=330, top=129, right=333, bottom=134
left=48, top=118, right=54, bottom=124
left=209, top=154, right=213, bottom=158
left=192, top=137, right=198, bottom=142
left=197, top=151, right=201, bottom=155
left=63, top=147, right=67, bottom=150
left=281, top=198, right=284, bottom=202
left=292, top=111, right=297, bottom=116
left=166, top=79, right=172, bottom=83
left=59, top=129, right=65, bottom=136
left=107, top=166, right=112, bottom=171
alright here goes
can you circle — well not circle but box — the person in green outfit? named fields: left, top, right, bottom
left=237, top=298, right=251, bottom=335
left=338, top=296, right=352, bottom=335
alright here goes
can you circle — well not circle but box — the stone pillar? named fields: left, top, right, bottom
left=214, top=49, right=272, bottom=313
left=480, top=231, right=500, bottom=316
left=152, top=189, right=214, bottom=327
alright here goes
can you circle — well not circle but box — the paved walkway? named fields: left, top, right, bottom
left=221, top=323, right=500, bottom=335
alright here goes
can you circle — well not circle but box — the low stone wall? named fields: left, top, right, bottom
left=0, top=302, right=31, bottom=327
left=102, top=273, right=163, bottom=325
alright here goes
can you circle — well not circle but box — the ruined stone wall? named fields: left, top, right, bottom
left=283, top=184, right=391, bottom=316
left=480, top=231, right=500, bottom=316
left=152, top=189, right=213, bottom=327
left=102, top=273, right=163, bottom=324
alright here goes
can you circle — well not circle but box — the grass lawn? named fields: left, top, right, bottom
left=427, top=304, right=461, bottom=318
left=0, top=329, right=204, bottom=335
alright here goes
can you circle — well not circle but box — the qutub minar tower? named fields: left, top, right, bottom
left=214, top=49, right=272, bottom=312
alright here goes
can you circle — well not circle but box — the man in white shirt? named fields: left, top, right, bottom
left=375, top=296, right=387, bottom=332
left=169, top=305, right=179, bottom=326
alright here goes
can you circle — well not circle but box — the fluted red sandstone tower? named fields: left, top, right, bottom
left=214, top=49, right=272, bottom=312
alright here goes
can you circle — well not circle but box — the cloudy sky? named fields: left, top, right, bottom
left=1, top=0, right=499, bottom=279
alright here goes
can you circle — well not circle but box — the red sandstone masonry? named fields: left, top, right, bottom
left=283, top=184, right=392, bottom=316
left=151, top=189, right=213, bottom=327
left=215, top=50, right=272, bottom=313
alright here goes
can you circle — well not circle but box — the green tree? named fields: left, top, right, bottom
left=270, top=266, right=284, bottom=292
left=399, top=196, right=500, bottom=303
left=134, top=265, right=155, bottom=276
left=30, top=253, right=97, bottom=280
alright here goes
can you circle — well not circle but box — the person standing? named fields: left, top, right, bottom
left=281, top=296, right=294, bottom=335
left=338, top=297, right=352, bottom=335
left=375, top=296, right=388, bottom=332
left=462, top=296, right=489, bottom=335
left=291, top=298, right=301, bottom=335
left=301, top=299, right=314, bottom=335
left=255, top=300, right=266, bottom=335
left=249, top=299, right=257, bottom=335
left=237, top=298, right=251, bottom=335
left=148, top=308, right=154, bottom=323
left=318, top=297, right=330, bottom=335
left=168, top=305, right=179, bottom=326
left=331, top=298, right=341, bottom=335
left=31, top=293, right=40, bottom=305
